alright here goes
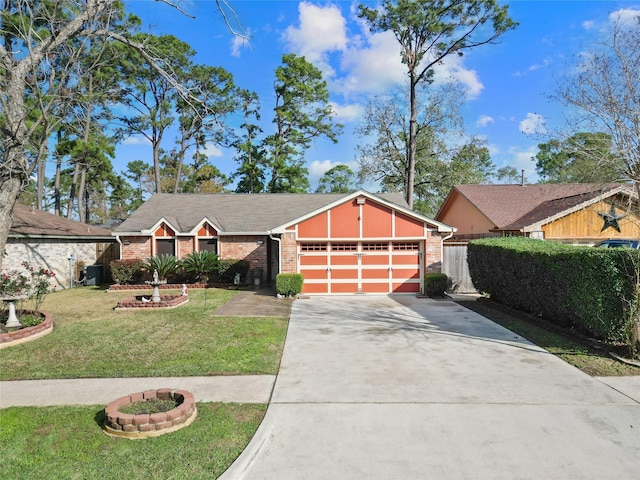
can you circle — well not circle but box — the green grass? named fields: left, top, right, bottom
left=0, top=403, right=266, bottom=480
left=458, top=299, right=640, bottom=377
left=0, top=287, right=288, bottom=380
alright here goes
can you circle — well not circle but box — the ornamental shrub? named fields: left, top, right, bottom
left=142, top=255, right=179, bottom=281
left=276, top=274, right=304, bottom=297
left=181, top=251, right=218, bottom=284
left=110, top=259, right=143, bottom=285
left=467, top=237, right=637, bottom=342
left=424, top=273, right=448, bottom=297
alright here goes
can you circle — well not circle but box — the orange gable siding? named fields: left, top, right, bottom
left=155, top=223, right=175, bottom=237
left=330, top=200, right=360, bottom=238
left=298, top=212, right=328, bottom=238
left=197, top=223, right=218, bottom=236
left=362, top=202, right=392, bottom=237
left=436, top=190, right=494, bottom=236
left=395, top=212, right=424, bottom=237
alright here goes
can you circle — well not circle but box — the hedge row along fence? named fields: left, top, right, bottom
left=467, top=237, right=638, bottom=343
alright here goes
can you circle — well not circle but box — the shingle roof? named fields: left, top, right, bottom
left=114, top=191, right=411, bottom=234
left=452, top=183, right=632, bottom=230
left=10, top=203, right=114, bottom=238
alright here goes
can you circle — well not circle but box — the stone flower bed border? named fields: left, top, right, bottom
left=104, top=388, right=197, bottom=439
left=108, top=283, right=221, bottom=291
left=115, top=294, right=189, bottom=310
left=0, top=310, right=53, bottom=349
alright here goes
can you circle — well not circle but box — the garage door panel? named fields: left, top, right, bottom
left=300, top=256, right=327, bottom=266
left=362, top=268, right=390, bottom=279
left=331, top=269, right=358, bottom=279
left=331, top=283, right=359, bottom=293
left=362, top=255, right=389, bottom=265
left=393, top=282, right=420, bottom=293
left=300, top=269, right=328, bottom=280
left=391, top=254, right=420, bottom=265
left=362, top=282, right=390, bottom=293
left=303, top=283, right=328, bottom=294
left=331, top=256, right=358, bottom=265
left=392, top=268, right=420, bottom=279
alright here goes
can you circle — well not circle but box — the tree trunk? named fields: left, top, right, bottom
left=36, top=158, right=45, bottom=210
left=406, top=76, right=417, bottom=210
left=78, top=166, right=87, bottom=223
left=67, top=162, right=80, bottom=218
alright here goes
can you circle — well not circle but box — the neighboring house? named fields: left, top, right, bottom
left=436, top=183, right=640, bottom=244
left=112, top=190, right=455, bottom=295
left=4, top=203, right=118, bottom=289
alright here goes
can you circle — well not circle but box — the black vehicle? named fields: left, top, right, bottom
left=593, top=239, right=640, bottom=249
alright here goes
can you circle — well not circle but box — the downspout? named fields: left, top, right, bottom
left=114, top=235, right=123, bottom=260
left=268, top=232, right=282, bottom=277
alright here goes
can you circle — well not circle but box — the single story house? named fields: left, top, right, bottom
left=4, top=203, right=118, bottom=288
left=435, top=183, right=639, bottom=244
left=112, top=190, right=456, bottom=295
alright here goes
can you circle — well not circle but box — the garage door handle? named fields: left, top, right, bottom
left=327, top=267, right=331, bottom=272
left=388, top=267, right=392, bottom=271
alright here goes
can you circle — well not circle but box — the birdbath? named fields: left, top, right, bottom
left=145, top=270, right=167, bottom=302
left=1, top=295, right=27, bottom=328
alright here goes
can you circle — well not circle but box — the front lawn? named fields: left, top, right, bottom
left=0, top=287, right=288, bottom=380
left=0, top=403, right=265, bottom=479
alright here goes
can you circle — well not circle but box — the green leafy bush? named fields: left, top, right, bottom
left=276, top=274, right=304, bottom=297
left=110, top=259, right=143, bottom=285
left=468, top=237, right=637, bottom=342
left=142, top=255, right=179, bottom=281
left=181, top=251, right=219, bottom=284
left=424, top=273, right=448, bottom=297
left=215, top=259, right=250, bottom=284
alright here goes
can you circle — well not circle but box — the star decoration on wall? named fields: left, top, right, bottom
left=598, top=203, right=626, bottom=233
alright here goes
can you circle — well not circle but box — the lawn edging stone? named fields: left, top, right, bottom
left=103, top=388, right=197, bottom=439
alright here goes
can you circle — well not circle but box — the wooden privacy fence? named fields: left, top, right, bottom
left=443, top=242, right=476, bottom=293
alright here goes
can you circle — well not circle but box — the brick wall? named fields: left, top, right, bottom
left=4, top=239, right=110, bottom=289
left=121, top=236, right=152, bottom=260
left=177, top=237, right=194, bottom=259
left=219, top=235, right=269, bottom=281
left=424, top=231, right=443, bottom=273
left=280, top=232, right=297, bottom=274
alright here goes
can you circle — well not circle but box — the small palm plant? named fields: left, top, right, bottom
left=181, top=251, right=218, bottom=284
left=142, top=254, right=179, bottom=281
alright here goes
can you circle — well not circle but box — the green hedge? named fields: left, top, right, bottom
left=276, top=274, right=304, bottom=297
left=467, top=237, right=637, bottom=342
left=110, top=259, right=143, bottom=284
left=215, top=259, right=250, bottom=283
left=424, top=273, right=448, bottom=297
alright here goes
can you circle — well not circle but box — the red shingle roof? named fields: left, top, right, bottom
left=10, top=203, right=113, bottom=238
left=452, top=183, right=632, bottom=230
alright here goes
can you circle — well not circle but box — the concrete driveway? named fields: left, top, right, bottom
left=221, top=296, right=639, bottom=480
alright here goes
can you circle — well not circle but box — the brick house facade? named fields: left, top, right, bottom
left=113, top=191, right=455, bottom=294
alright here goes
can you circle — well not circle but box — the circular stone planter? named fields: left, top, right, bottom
left=0, top=310, right=53, bottom=349
left=103, top=389, right=197, bottom=439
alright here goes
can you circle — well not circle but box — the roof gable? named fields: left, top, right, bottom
left=448, top=183, right=633, bottom=231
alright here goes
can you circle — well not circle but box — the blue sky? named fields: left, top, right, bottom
left=116, top=0, right=640, bottom=189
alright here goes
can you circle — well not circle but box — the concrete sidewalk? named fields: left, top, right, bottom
left=220, top=295, right=640, bottom=480
left=0, top=375, right=275, bottom=408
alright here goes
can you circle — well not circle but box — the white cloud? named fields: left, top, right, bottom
left=476, top=115, right=495, bottom=127
left=609, top=8, right=640, bottom=27
left=122, top=136, right=150, bottom=146
left=282, top=1, right=347, bottom=74
left=230, top=29, right=251, bottom=58
left=329, top=101, right=363, bottom=122
left=337, top=30, right=405, bottom=94
left=431, top=54, right=483, bottom=99
left=519, top=113, right=547, bottom=135
left=582, top=20, right=595, bottom=30
left=202, top=143, right=223, bottom=158
left=507, top=146, right=539, bottom=183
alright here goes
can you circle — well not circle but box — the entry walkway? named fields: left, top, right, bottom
left=220, top=295, right=640, bottom=480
